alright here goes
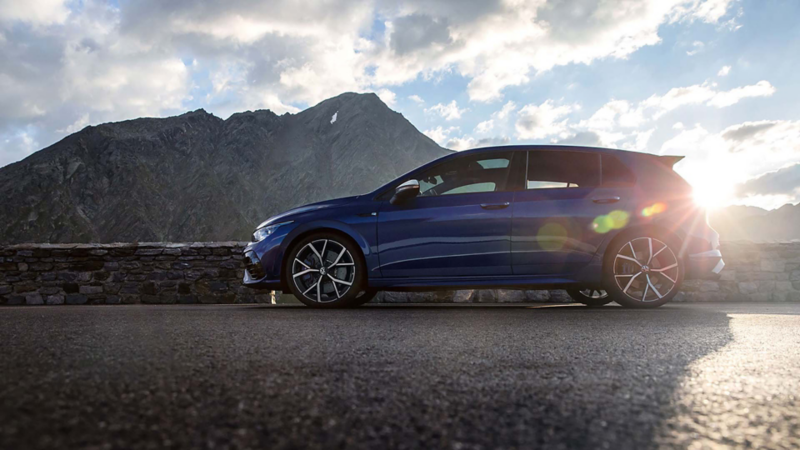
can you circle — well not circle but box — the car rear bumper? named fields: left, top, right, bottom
left=687, top=249, right=725, bottom=280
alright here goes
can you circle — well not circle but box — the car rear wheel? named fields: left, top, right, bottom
left=285, top=233, right=366, bottom=308
left=566, top=288, right=613, bottom=307
left=603, top=233, right=683, bottom=308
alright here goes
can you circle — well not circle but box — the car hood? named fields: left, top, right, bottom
left=255, top=195, right=362, bottom=229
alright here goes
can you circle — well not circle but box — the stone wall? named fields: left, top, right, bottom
left=0, top=242, right=273, bottom=306
left=1, top=241, right=799, bottom=306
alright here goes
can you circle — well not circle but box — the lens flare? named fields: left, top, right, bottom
left=592, top=210, right=629, bottom=234
left=537, top=223, right=568, bottom=251
left=641, top=202, right=667, bottom=217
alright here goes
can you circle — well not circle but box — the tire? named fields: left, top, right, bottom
left=603, top=231, right=684, bottom=308
left=566, top=288, right=613, bottom=307
left=284, top=232, right=367, bottom=308
left=350, top=289, right=379, bottom=307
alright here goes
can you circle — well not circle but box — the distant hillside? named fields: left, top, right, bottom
left=710, top=203, right=800, bottom=242
left=0, top=93, right=450, bottom=243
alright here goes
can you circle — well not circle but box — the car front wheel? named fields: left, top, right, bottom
left=285, top=233, right=367, bottom=308
left=603, top=233, right=684, bottom=308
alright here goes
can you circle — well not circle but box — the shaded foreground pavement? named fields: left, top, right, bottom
left=1, top=303, right=799, bottom=449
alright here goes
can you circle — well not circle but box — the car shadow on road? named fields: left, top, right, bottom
left=244, top=301, right=735, bottom=448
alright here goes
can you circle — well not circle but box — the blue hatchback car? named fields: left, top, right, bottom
left=242, top=145, right=724, bottom=308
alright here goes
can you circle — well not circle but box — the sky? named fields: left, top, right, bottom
left=1, top=0, right=799, bottom=210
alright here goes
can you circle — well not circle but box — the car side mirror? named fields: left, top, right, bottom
left=390, top=179, right=420, bottom=205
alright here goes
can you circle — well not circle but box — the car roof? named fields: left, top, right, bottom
left=453, top=144, right=633, bottom=156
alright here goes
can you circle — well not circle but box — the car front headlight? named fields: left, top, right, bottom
left=252, top=221, right=293, bottom=242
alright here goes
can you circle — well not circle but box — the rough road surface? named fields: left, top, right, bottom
left=1, top=303, right=798, bottom=449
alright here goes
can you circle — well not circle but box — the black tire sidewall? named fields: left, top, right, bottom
left=603, top=231, right=684, bottom=308
left=284, top=232, right=367, bottom=308
left=566, top=288, right=613, bottom=306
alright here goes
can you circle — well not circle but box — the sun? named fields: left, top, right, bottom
left=690, top=180, right=733, bottom=210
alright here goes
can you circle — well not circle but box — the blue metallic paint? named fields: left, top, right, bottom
left=242, top=145, right=723, bottom=292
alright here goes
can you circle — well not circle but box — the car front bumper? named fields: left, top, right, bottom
left=241, top=225, right=296, bottom=290
left=687, top=249, right=725, bottom=280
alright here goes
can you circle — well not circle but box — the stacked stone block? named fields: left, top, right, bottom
left=0, top=242, right=273, bottom=306
left=2, top=241, right=799, bottom=306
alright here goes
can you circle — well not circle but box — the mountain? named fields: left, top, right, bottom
left=0, top=93, right=451, bottom=243
left=710, top=203, right=800, bottom=242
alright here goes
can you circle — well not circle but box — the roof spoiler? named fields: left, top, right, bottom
left=658, top=155, right=685, bottom=168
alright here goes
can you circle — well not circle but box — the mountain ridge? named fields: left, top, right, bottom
left=0, top=92, right=450, bottom=243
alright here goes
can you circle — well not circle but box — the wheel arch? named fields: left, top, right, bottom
left=279, top=223, right=369, bottom=290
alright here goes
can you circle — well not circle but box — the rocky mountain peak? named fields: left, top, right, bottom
left=0, top=92, right=449, bottom=243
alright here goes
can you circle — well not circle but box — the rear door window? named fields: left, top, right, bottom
left=526, top=151, right=600, bottom=189
left=601, top=154, right=636, bottom=187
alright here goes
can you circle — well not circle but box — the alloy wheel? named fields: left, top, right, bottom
left=292, top=239, right=356, bottom=303
left=578, top=289, right=608, bottom=299
left=613, top=237, right=679, bottom=303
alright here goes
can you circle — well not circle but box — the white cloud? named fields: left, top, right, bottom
left=57, top=113, right=90, bottom=134
left=408, top=94, right=425, bottom=104
left=376, top=88, right=397, bottom=106
left=475, top=120, right=494, bottom=134
left=686, top=40, right=704, bottom=56
left=0, top=0, right=68, bottom=25
left=718, top=65, right=732, bottom=76
left=515, top=100, right=575, bottom=140
left=426, top=100, right=467, bottom=121
left=423, top=125, right=459, bottom=145
left=642, top=80, right=775, bottom=115
left=580, top=100, right=644, bottom=130
left=493, top=101, right=517, bottom=120
left=706, top=80, right=776, bottom=107
left=446, top=135, right=510, bottom=151
left=0, top=127, right=39, bottom=167
left=370, top=0, right=738, bottom=102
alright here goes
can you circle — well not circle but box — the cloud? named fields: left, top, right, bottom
left=408, top=94, right=425, bottom=104
left=736, top=163, right=800, bottom=199
left=0, top=0, right=69, bottom=25
left=718, top=65, right=731, bottom=76
left=388, top=13, right=451, bottom=55
left=515, top=100, right=574, bottom=140
left=376, top=88, right=397, bottom=106
left=642, top=80, right=775, bottom=115
left=706, top=80, right=776, bottom=107
left=686, top=40, right=704, bottom=56
left=475, top=120, right=494, bottom=134
left=0, top=126, right=39, bottom=167
left=580, top=100, right=644, bottom=130
left=423, top=125, right=459, bottom=145
left=446, top=135, right=510, bottom=151
left=426, top=100, right=467, bottom=121
left=493, top=101, right=517, bottom=120
left=0, top=0, right=743, bottom=167
left=555, top=131, right=603, bottom=147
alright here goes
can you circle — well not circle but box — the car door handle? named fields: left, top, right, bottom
left=480, top=202, right=510, bottom=210
left=592, top=196, right=621, bottom=204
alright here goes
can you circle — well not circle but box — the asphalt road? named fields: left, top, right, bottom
left=1, top=303, right=799, bottom=450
